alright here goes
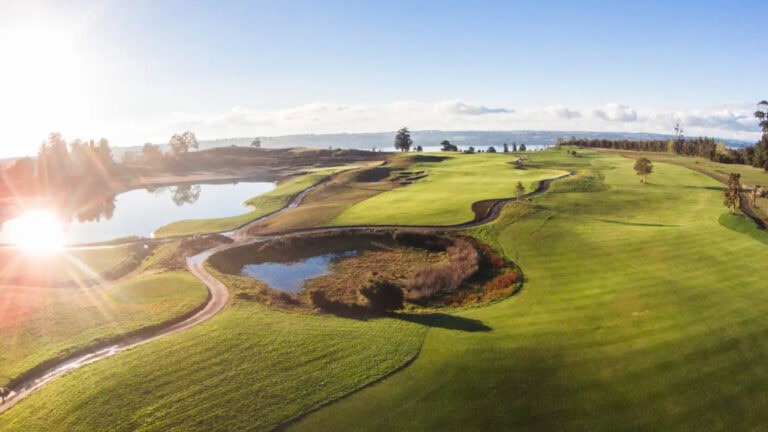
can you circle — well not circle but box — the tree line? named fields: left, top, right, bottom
left=2, top=131, right=200, bottom=197
left=557, top=101, right=768, bottom=170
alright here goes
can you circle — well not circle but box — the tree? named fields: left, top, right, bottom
left=251, top=138, right=261, bottom=148
left=512, top=142, right=518, bottom=152
left=503, top=143, right=509, bottom=153
left=464, top=146, right=475, bottom=154
left=416, top=145, right=423, bottom=152
left=519, top=143, right=527, bottom=152
left=170, top=131, right=199, bottom=155
left=515, top=181, right=525, bottom=202
left=359, top=278, right=404, bottom=314
left=440, top=140, right=458, bottom=152
left=754, top=101, right=768, bottom=170
left=487, top=146, right=496, bottom=153
left=122, top=151, right=138, bottom=164
left=394, top=127, right=412, bottom=152
left=724, top=172, right=741, bottom=214
left=633, top=157, right=653, bottom=183
left=142, top=143, right=163, bottom=163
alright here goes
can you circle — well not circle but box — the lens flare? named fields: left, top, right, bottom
left=5, top=210, right=66, bottom=254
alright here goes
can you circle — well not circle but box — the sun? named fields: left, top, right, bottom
left=5, top=210, right=66, bottom=254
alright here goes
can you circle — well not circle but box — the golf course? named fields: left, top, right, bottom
left=1, top=146, right=768, bottom=431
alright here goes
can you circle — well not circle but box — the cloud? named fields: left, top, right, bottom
left=435, top=100, right=513, bottom=115
left=544, top=105, right=582, bottom=119
left=591, top=103, right=638, bottom=122
left=132, top=100, right=761, bottom=147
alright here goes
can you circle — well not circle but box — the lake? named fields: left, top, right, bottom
left=0, top=182, right=275, bottom=245
left=240, top=250, right=358, bottom=293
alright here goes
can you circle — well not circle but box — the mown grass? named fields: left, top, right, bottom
left=332, top=152, right=567, bottom=225
left=718, top=211, right=768, bottom=246
left=7, top=148, right=768, bottom=431
left=153, top=169, right=337, bottom=237
left=0, top=297, right=427, bottom=431
left=0, top=244, right=147, bottom=284
left=287, top=148, right=768, bottom=431
left=0, top=271, right=207, bottom=388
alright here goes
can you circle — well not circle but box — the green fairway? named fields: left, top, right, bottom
left=0, top=271, right=208, bottom=388
left=288, top=149, right=768, bottom=431
left=153, top=169, right=337, bottom=237
left=5, top=148, right=768, bottom=431
left=333, top=153, right=567, bottom=225
left=0, top=300, right=426, bottom=431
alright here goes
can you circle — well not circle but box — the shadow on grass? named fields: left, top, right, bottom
left=683, top=185, right=723, bottom=191
left=391, top=312, right=492, bottom=332
left=596, top=218, right=678, bottom=228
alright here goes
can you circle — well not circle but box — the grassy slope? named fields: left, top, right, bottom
left=0, top=245, right=140, bottom=284
left=153, top=170, right=337, bottom=237
left=289, top=148, right=768, bottom=431
left=606, top=150, right=768, bottom=218
left=0, top=297, right=427, bottom=431
left=0, top=271, right=207, bottom=387
left=333, top=152, right=566, bottom=225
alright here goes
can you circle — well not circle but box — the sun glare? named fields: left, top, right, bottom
left=5, top=210, right=66, bottom=254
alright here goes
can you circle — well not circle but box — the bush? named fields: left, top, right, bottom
left=484, top=271, right=518, bottom=293
left=406, top=240, right=479, bottom=299
left=359, top=278, right=404, bottom=314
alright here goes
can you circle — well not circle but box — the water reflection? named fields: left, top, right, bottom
left=171, top=184, right=202, bottom=206
left=0, top=181, right=275, bottom=245
left=240, top=250, right=358, bottom=293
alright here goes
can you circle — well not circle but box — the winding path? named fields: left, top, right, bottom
left=0, top=167, right=572, bottom=414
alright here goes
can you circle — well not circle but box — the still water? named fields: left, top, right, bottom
left=240, top=250, right=358, bottom=293
left=0, top=182, right=275, bottom=245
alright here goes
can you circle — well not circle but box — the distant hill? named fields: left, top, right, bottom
left=107, top=130, right=755, bottom=160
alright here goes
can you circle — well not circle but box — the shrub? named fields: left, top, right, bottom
left=484, top=271, right=518, bottom=292
left=406, top=240, right=479, bottom=299
left=359, top=278, right=404, bottom=314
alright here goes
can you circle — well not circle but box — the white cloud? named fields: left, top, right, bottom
left=53, top=100, right=764, bottom=155
left=435, top=100, right=513, bottom=116
left=591, top=103, right=638, bottom=122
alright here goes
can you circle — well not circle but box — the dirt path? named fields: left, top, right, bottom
left=0, top=168, right=572, bottom=414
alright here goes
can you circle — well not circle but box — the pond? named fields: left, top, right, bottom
left=0, top=181, right=275, bottom=246
left=240, top=250, right=358, bottom=293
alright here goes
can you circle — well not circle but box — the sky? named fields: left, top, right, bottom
left=0, top=0, right=766, bottom=157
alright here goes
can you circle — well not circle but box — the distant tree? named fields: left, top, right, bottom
left=724, top=172, right=741, bottom=213
left=142, top=143, right=163, bottom=163
left=753, top=101, right=768, bottom=170
left=6, top=157, right=35, bottom=180
left=633, top=157, right=653, bottom=183
left=464, top=146, right=475, bottom=154
left=515, top=181, right=525, bottom=201
left=519, top=143, right=527, bottom=152
left=170, top=131, right=199, bottom=155
left=674, top=120, right=685, bottom=154
left=487, top=146, right=496, bottom=153
left=512, top=142, right=518, bottom=152
left=440, top=140, right=458, bottom=152
left=415, top=145, right=423, bottom=152
left=122, top=151, right=138, bottom=164
left=394, top=127, right=412, bottom=152
left=503, top=143, right=509, bottom=153
left=359, top=278, right=404, bottom=314
left=251, top=137, right=262, bottom=148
